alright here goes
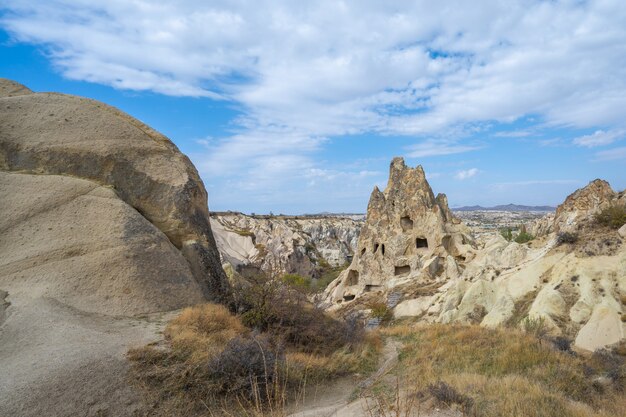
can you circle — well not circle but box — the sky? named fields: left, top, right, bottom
left=1, top=0, right=625, bottom=214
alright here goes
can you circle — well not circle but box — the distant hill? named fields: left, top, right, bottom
left=453, top=204, right=556, bottom=212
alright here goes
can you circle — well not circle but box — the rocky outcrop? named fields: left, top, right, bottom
left=404, top=180, right=625, bottom=351
left=553, top=179, right=616, bottom=233
left=211, top=213, right=362, bottom=279
left=323, top=158, right=473, bottom=306
left=0, top=78, right=228, bottom=301
left=321, top=159, right=625, bottom=352
left=0, top=79, right=223, bottom=416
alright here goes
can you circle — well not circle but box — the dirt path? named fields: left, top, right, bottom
left=287, top=340, right=401, bottom=417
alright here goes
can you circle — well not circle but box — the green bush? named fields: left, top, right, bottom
left=500, top=227, right=513, bottom=242
left=368, top=301, right=393, bottom=324
left=520, top=316, right=548, bottom=339
left=515, top=230, right=534, bottom=244
left=595, top=204, right=626, bottom=229
left=281, top=273, right=311, bottom=291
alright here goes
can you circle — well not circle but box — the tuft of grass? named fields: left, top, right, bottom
left=165, top=303, right=247, bottom=362
left=520, top=316, right=548, bottom=339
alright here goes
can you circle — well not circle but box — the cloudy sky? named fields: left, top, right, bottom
left=1, top=0, right=625, bottom=213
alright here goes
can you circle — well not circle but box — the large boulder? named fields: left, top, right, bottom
left=0, top=171, right=205, bottom=316
left=0, top=78, right=228, bottom=300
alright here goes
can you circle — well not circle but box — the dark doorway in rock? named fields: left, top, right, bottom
left=347, top=269, right=359, bottom=286
left=364, top=284, right=382, bottom=292
left=416, top=237, right=428, bottom=249
left=400, top=216, right=414, bottom=232
left=394, top=265, right=411, bottom=276
left=343, top=294, right=356, bottom=301
left=373, top=243, right=379, bottom=253
left=361, top=247, right=366, bottom=256
left=381, top=244, right=385, bottom=256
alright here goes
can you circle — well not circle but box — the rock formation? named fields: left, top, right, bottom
left=319, top=161, right=624, bottom=352
left=0, top=79, right=225, bottom=416
left=553, top=179, right=616, bottom=233
left=323, top=158, right=474, bottom=306
left=211, top=213, right=362, bottom=279
left=392, top=178, right=625, bottom=352
left=0, top=78, right=228, bottom=301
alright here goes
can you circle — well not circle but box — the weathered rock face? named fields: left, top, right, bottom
left=553, top=179, right=616, bottom=233
left=0, top=171, right=206, bottom=316
left=323, top=158, right=473, bottom=306
left=211, top=213, right=362, bottom=278
left=0, top=78, right=228, bottom=301
left=0, top=79, right=223, bottom=416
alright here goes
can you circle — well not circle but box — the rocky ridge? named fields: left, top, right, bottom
left=211, top=212, right=362, bottom=279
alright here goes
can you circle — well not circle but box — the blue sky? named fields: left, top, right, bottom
left=1, top=1, right=625, bottom=214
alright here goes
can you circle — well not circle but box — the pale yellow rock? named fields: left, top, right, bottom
left=394, top=297, right=433, bottom=318
left=575, top=305, right=624, bottom=351
left=619, top=223, right=626, bottom=239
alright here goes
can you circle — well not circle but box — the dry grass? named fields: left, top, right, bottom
left=287, top=332, right=383, bottom=382
left=377, top=323, right=626, bottom=417
left=128, top=303, right=382, bottom=416
left=165, top=303, right=248, bottom=362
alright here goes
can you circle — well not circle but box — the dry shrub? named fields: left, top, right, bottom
left=286, top=331, right=383, bottom=382
left=368, top=301, right=393, bottom=324
left=428, top=381, right=474, bottom=413
left=209, top=333, right=285, bottom=400
left=128, top=300, right=380, bottom=416
left=595, top=204, right=626, bottom=229
left=233, top=278, right=364, bottom=354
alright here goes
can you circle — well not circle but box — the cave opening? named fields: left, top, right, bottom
left=394, top=265, right=411, bottom=276
left=416, top=237, right=428, bottom=249
left=400, top=215, right=414, bottom=232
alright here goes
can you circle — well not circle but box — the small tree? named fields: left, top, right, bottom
left=500, top=227, right=513, bottom=242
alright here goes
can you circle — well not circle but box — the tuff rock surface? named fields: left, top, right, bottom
left=323, top=158, right=474, bottom=306
left=0, top=79, right=223, bottom=416
left=211, top=213, right=362, bottom=278
left=0, top=78, right=228, bottom=300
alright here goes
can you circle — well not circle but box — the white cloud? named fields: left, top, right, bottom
left=3, top=0, right=626, bottom=204
left=572, top=129, right=625, bottom=147
left=594, top=146, right=626, bottom=161
left=455, top=168, right=479, bottom=180
left=406, top=140, right=482, bottom=158
left=4, top=1, right=626, bottom=138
